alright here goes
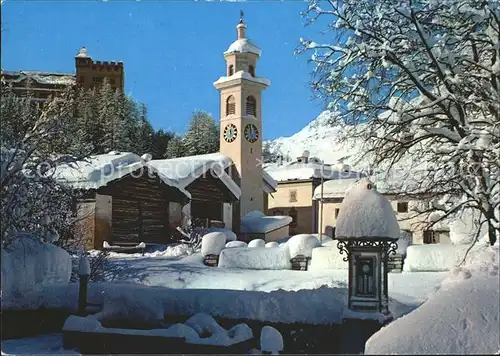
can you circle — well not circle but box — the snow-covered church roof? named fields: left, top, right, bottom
left=54, top=151, right=190, bottom=198
left=336, top=178, right=400, bottom=239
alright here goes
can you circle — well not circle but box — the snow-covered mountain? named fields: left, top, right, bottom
left=264, top=111, right=362, bottom=165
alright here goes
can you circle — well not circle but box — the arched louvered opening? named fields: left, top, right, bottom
left=226, top=95, right=236, bottom=116
left=249, top=65, right=255, bottom=77
left=246, top=96, right=257, bottom=116
left=228, top=64, right=234, bottom=76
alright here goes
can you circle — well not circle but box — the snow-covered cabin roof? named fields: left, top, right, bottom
left=1, top=71, right=76, bottom=86
left=336, top=178, right=400, bottom=239
left=241, top=211, right=292, bottom=234
left=214, top=70, right=270, bottom=88
left=224, top=38, right=261, bottom=56
left=54, top=151, right=190, bottom=198
left=148, top=153, right=241, bottom=199
left=265, top=161, right=362, bottom=183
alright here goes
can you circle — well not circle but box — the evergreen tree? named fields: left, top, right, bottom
left=151, top=129, right=174, bottom=159
left=98, top=79, right=119, bottom=152
left=134, top=103, right=154, bottom=155
left=183, top=110, right=219, bottom=156
left=164, top=135, right=185, bottom=158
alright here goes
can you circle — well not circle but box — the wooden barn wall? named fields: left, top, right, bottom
left=97, top=173, right=180, bottom=244
left=186, top=173, right=236, bottom=203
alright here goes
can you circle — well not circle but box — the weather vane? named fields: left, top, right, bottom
left=239, top=10, right=244, bottom=24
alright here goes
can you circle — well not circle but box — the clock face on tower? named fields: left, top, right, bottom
left=223, top=123, right=238, bottom=143
left=244, top=124, right=259, bottom=143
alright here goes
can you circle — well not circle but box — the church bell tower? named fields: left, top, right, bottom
left=214, top=12, right=270, bottom=218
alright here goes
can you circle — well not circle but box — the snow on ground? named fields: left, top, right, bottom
left=403, top=243, right=483, bottom=272
left=365, top=245, right=500, bottom=355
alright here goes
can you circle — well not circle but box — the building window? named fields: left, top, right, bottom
left=423, top=230, right=446, bottom=244
left=92, top=76, right=103, bottom=83
left=110, top=78, right=115, bottom=85
left=226, top=95, right=236, bottom=116
left=79, top=76, right=85, bottom=83
left=289, top=189, right=297, bottom=202
left=246, top=96, right=256, bottom=116
left=397, top=202, right=409, bottom=213
left=249, top=65, right=255, bottom=77
left=335, top=208, right=340, bottom=219
left=228, top=65, right=234, bottom=76
left=289, top=207, right=297, bottom=228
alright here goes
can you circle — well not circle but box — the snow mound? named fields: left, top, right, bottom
left=201, top=232, right=227, bottom=256
left=260, top=325, right=284, bottom=353
left=105, top=243, right=193, bottom=259
left=309, top=246, right=348, bottom=270
left=287, top=234, right=321, bottom=258
left=101, top=288, right=164, bottom=326
left=365, top=248, right=500, bottom=355
left=185, top=313, right=227, bottom=337
left=403, top=244, right=479, bottom=272
left=225, top=241, right=248, bottom=249
left=266, top=242, right=279, bottom=248
left=248, top=239, right=266, bottom=248
left=204, top=228, right=237, bottom=242
left=1, top=236, right=71, bottom=301
left=336, top=178, right=400, bottom=239
left=218, top=247, right=292, bottom=270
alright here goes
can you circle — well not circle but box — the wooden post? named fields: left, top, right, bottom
left=78, top=254, right=90, bottom=316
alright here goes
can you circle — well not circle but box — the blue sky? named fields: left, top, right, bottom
left=2, top=0, right=331, bottom=140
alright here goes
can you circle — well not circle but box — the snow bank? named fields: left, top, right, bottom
left=226, top=241, right=248, bottom=249
left=265, top=242, right=279, bottom=248
left=201, top=232, right=227, bottom=256
left=309, top=246, right=348, bottom=270
left=204, top=228, right=237, bottom=242
left=365, top=246, right=500, bottom=355
left=248, top=239, right=266, bottom=248
left=218, top=247, right=292, bottom=270
left=241, top=211, right=292, bottom=234
left=1, top=236, right=71, bottom=301
left=260, top=326, right=284, bottom=353
left=287, top=234, right=321, bottom=258
left=336, top=178, right=400, bottom=239
left=104, top=244, right=193, bottom=259
left=403, top=244, right=480, bottom=272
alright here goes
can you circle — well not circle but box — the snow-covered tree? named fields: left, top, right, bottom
left=299, top=0, right=500, bottom=245
left=183, top=111, right=219, bottom=157
left=0, top=89, right=81, bottom=246
left=164, top=135, right=185, bottom=158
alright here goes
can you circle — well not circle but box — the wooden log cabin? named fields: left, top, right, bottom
left=56, top=152, right=190, bottom=249
left=149, top=153, right=277, bottom=234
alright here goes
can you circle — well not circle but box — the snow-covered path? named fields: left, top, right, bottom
left=101, top=252, right=446, bottom=313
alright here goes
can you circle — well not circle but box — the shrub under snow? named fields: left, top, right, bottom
left=260, top=325, right=284, bottom=354
left=287, top=234, right=321, bottom=258
left=248, top=239, right=266, bottom=248
left=1, top=235, right=72, bottom=301
left=309, top=246, right=348, bottom=270
left=403, top=244, right=481, bottom=272
left=266, top=242, right=279, bottom=248
left=218, top=247, right=292, bottom=270
left=203, top=228, right=237, bottom=242
left=225, top=241, right=248, bottom=249
left=201, top=232, right=227, bottom=257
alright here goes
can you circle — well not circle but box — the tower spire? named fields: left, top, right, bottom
left=237, top=11, right=246, bottom=39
